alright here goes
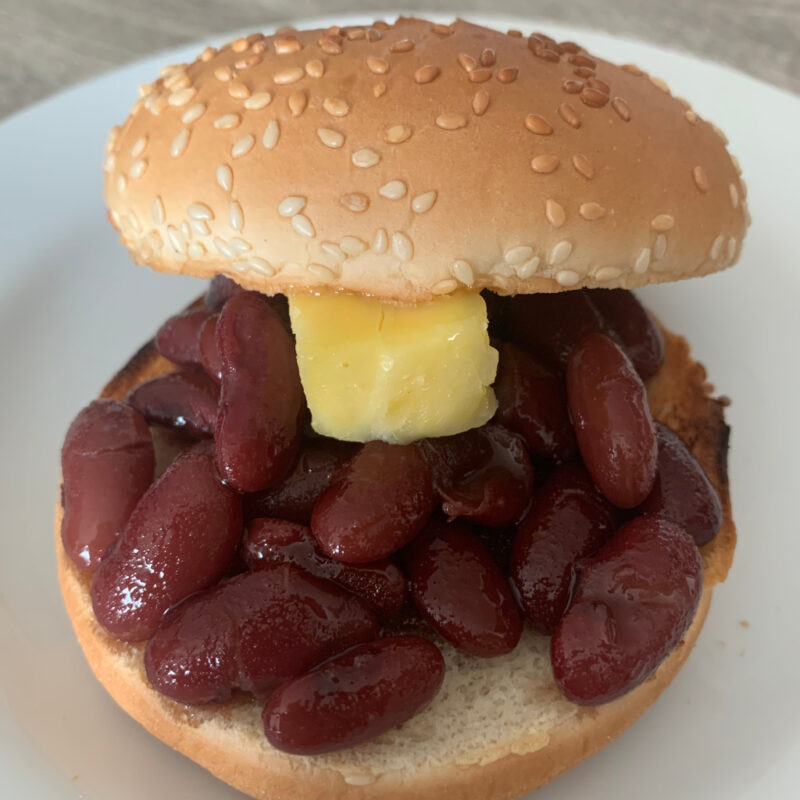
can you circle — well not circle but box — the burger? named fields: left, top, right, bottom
left=56, top=17, right=745, bottom=800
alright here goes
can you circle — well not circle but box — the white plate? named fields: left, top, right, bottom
left=1, top=11, right=798, bottom=800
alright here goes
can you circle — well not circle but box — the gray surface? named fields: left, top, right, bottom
left=1, top=0, right=799, bottom=120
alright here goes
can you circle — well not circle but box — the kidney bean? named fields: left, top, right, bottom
left=198, top=314, right=221, bottom=383
left=567, top=333, right=657, bottom=508
left=91, top=441, right=242, bottom=641
left=588, top=289, right=665, bottom=380
left=144, top=564, right=378, bottom=704
left=407, top=519, right=522, bottom=656
left=263, top=636, right=444, bottom=754
left=511, top=463, right=617, bottom=634
left=126, top=370, right=219, bottom=438
left=551, top=516, right=702, bottom=705
left=640, top=423, right=723, bottom=546
left=493, top=342, right=576, bottom=462
left=205, top=275, right=244, bottom=311
left=243, top=518, right=407, bottom=622
left=311, top=441, right=436, bottom=563
left=244, top=438, right=357, bottom=524
left=215, top=292, right=304, bottom=492
left=154, top=307, right=213, bottom=367
left=60, top=399, right=154, bottom=571
left=420, top=425, right=534, bottom=527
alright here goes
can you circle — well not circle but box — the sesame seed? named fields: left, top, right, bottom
left=390, top=39, right=414, bottom=53
left=558, top=103, right=581, bottom=129
left=179, top=219, right=192, bottom=241
left=480, top=48, right=496, bottom=67
left=262, top=120, right=280, bottom=149
left=572, top=154, right=594, bottom=179
left=415, top=65, right=441, bottom=84
left=411, top=191, right=437, bottom=213
left=710, top=234, right=725, bottom=260
left=214, top=113, right=241, bottom=130
left=367, top=56, right=389, bottom=74
left=453, top=260, right=474, bottom=287
left=595, top=266, right=622, bottom=281
left=232, top=134, right=255, bottom=158
left=308, top=264, right=336, bottom=281
left=385, top=124, right=411, bottom=143
left=555, top=270, right=580, bottom=287
left=128, top=213, right=143, bottom=234
left=562, top=79, right=584, bottom=94
left=244, top=92, right=272, bottom=110
left=231, top=37, right=249, bottom=53
left=546, top=199, right=566, bottom=227
left=292, top=215, right=315, bottom=238
left=103, top=154, right=116, bottom=173
left=651, top=214, right=675, bottom=231
left=430, top=279, right=456, bottom=295
left=168, top=226, right=186, bottom=254
left=340, top=193, right=369, bottom=213
left=279, top=196, right=306, bottom=217
left=525, top=114, right=553, bottom=135
left=228, top=81, right=251, bottom=99
left=188, top=242, right=206, bottom=259
left=517, top=257, right=540, bottom=279
left=505, top=246, right=534, bottom=264
left=371, top=229, right=388, bottom=254
left=288, top=91, right=307, bottom=116
left=318, top=36, right=343, bottom=56
left=216, top=164, right=233, bottom=193
left=727, top=238, right=737, bottom=260
left=611, top=97, right=631, bottom=122
left=378, top=180, right=407, bottom=200
left=168, top=129, right=189, bottom=159
left=306, top=59, right=325, bottom=78
left=235, top=54, right=263, bottom=70
left=634, top=248, right=651, bottom=274
left=579, top=203, right=605, bottom=220
left=116, top=174, right=127, bottom=193
left=228, top=237, right=251, bottom=254
left=497, top=68, right=518, bottom=83
left=549, top=240, right=573, bottom=265
left=531, top=155, right=560, bottom=174
left=580, top=87, right=609, bottom=108
left=189, top=218, right=210, bottom=236
left=685, top=109, right=698, bottom=124
left=228, top=201, right=244, bottom=232
left=472, top=89, right=490, bottom=116
left=129, top=159, right=147, bottom=179
left=131, top=136, right=147, bottom=158
left=649, top=75, right=671, bottom=93
left=274, top=35, right=301, bottom=54
left=321, top=241, right=346, bottom=262
left=468, top=69, right=492, bottom=84
left=431, top=23, right=453, bottom=37
left=569, top=54, right=596, bottom=69
left=346, top=28, right=366, bottom=41
left=653, top=234, right=667, bottom=260
left=392, top=232, right=413, bottom=261
left=160, top=63, right=182, bottom=79
left=181, top=103, right=207, bottom=124
left=199, top=46, right=216, bottom=62
left=187, top=203, right=214, bottom=220
left=168, top=87, right=197, bottom=107
left=340, top=236, right=367, bottom=255
left=458, top=53, right=477, bottom=72
left=317, top=127, right=344, bottom=148
left=273, top=67, right=304, bottom=85
left=693, top=166, right=709, bottom=192
left=507, top=29, right=523, bottom=37
left=729, top=183, right=739, bottom=209
left=621, top=63, right=644, bottom=76
left=587, top=77, right=610, bottom=94
left=151, top=196, right=165, bottom=224
left=246, top=257, right=275, bottom=276
left=352, top=148, right=380, bottom=168
left=436, top=113, right=467, bottom=130
left=213, top=236, right=233, bottom=258
left=373, top=83, right=387, bottom=98
left=323, top=97, right=350, bottom=117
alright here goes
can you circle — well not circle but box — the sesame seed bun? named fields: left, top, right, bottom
left=56, top=318, right=735, bottom=799
left=104, top=17, right=747, bottom=303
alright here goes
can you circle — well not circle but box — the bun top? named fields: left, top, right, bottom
left=105, top=17, right=748, bottom=302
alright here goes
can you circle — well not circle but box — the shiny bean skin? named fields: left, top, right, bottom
left=407, top=519, right=522, bottom=656
left=244, top=438, right=357, bottom=524
left=204, top=274, right=244, bottom=311
left=91, top=441, right=242, bottom=641
left=552, top=516, right=702, bottom=705
left=420, top=425, right=535, bottom=527
left=126, top=370, right=219, bottom=438
left=640, top=423, right=723, bottom=546
left=263, top=636, right=444, bottom=755
left=311, top=441, right=436, bottom=564
left=145, top=564, right=379, bottom=704
left=198, top=314, right=222, bottom=383
left=511, top=463, right=617, bottom=634
left=154, top=307, right=213, bottom=367
left=61, top=399, right=154, bottom=571
left=588, top=289, right=665, bottom=380
left=215, top=292, right=305, bottom=492
left=243, top=518, right=407, bottom=622
left=567, top=333, right=657, bottom=508
left=494, top=342, right=576, bottom=462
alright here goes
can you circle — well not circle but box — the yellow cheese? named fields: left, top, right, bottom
left=289, top=292, right=499, bottom=444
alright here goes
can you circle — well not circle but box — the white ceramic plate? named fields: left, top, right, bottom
left=1, top=11, right=798, bottom=800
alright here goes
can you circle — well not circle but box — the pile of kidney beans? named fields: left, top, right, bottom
left=60, top=277, right=722, bottom=755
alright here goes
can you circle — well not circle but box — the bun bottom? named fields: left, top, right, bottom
left=56, top=322, right=735, bottom=800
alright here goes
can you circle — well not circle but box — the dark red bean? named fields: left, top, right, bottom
left=244, top=518, right=407, bottom=622
left=420, top=425, right=534, bottom=527
left=407, top=519, right=522, bottom=656
left=494, top=343, right=576, bottom=462
left=60, top=400, right=154, bottom=571
left=144, top=564, right=378, bottom=704
left=155, top=307, right=213, bottom=366
left=263, top=636, right=444, bottom=755
left=244, top=438, right=357, bottom=524
left=126, top=370, right=219, bottom=438
left=551, top=516, right=702, bottom=705
left=567, top=333, right=657, bottom=508
left=205, top=275, right=244, bottom=311
left=215, top=292, right=304, bottom=492
left=198, top=314, right=222, bottom=383
left=475, top=524, right=516, bottom=573
left=588, top=289, right=665, bottom=380
left=509, top=291, right=610, bottom=371
left=640, top=423, right=722, bottom=546
left=91, top=442, right=242, bottom=641
left=311, top=441, right=436, bottom=563
left=511, top=463, right=617, bottom=634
